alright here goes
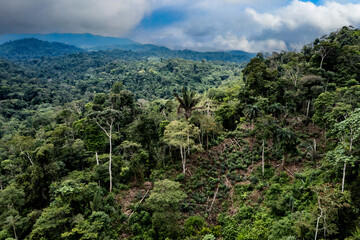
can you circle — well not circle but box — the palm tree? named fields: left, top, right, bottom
left=244, top=104, right=261, bottom=129
left=275, top=127, right=297, bottom=168
left=300, top=139, right=319, bottom=163
left=268, top=103, right=285, bottom=118
left=174, top=87, right=202, bottom=119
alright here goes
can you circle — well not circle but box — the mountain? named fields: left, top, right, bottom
left=0, top=38, right=84, bottom=61
left=0, top=38, right=255, bottom=63
left=0, top=33, right=138, bottom=49
left=92, top=43, right=255, bottom=60
left=0, top=33, right=255, bottom=62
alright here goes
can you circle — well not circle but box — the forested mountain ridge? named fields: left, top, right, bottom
left=0, top=36, right=255, bottom=63
left=1, top=26, right=360, bottom=240
left=0, top=33, right=138, bottom=48
left=0, top=38, right=84, bottom=61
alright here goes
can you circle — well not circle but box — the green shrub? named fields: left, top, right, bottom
left=175, top=173, right=185, bottom=182
left=184, top=216, right=206, bottom=236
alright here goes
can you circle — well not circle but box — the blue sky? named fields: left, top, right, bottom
left=139, top=8, right=186, bottom=30
left=130, top=0, right=360, bottom=51
left=0, top=0, right=360, bottom=52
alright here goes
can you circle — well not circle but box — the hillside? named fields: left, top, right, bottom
left=0, top=33, right=137, bottom=48
left=0, top=38, right=83, bottom=61
left=0, top=34, right=255, bottom=63
left=0, top=26, right=360, bottom=240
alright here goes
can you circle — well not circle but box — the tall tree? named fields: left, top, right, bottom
left=328, top=108, right=360, bottom=192
left=174, top=87, right=201, bottom=119
left=275, top=127, right=298, bottom=168
left=164, top=121, right=200, bottom=175
left=91, top=109, right=121, bottom=192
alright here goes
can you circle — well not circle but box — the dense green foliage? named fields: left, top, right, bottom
left=0, top=38, right=84, bottom=61
left=1, top=26, right=360, bottom=239
left=0, top=55, right=243, bottom=121
left=0, top=37, right=255, bottom=63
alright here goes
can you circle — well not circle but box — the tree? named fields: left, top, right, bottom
left=91, top=109, right=121, bottom=192
left=328, top=108, right=360, bottom=192
left=0, top=184, right=26, bottom=239
left=298, top=75, right=325, bottom=118
left=29, top=204, right=72, bottom=240
left=174, top=87, right=201, bottom=119
left=314, top=41, right=336, bottom=69
left=73, top=118, right=106, bottom=165
left=243, top=56, right=277, bottom=97
left=111, top=81, right=124, bottom=94
left=61, top=211, right=111, bottom=240
left=244, top=104, right=261, bottom=129
left=199, top=114, right=218, bottom=150
left=275, top=128, right=298, bottom=168
left=146, top=179, right=187, bottom=239
left=255, top=116, right=277, bottom=176
left=312, top=91, right=335, bottom=132
left=268, top=103, right=285, bottom=119
left=313, top=184, right=351, bottom=239
left=164, top=121, right=201, bottom=175
left=9, top=135, right=36, bottom=165
left=283, top=59, right=301, bottom=87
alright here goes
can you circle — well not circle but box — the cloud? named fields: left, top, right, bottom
left=1, top=0, right=360, bottom=52
left=0, top=0, right=150, bottom=36
left=134, top=0, right=360, bottom=52
left=247, top=1, right=360, bottom=32
left=213, top=34, right=288, bottom=52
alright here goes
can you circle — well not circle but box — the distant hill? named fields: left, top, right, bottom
left=0, top=38, right=84, bottom=61
left=0, top=34, right=255, bottom=63
left=0, top=33, right=255, bottom=63
left=0, top=33, right=138, bottom=49
left=85, top=44, right=255, bottom=63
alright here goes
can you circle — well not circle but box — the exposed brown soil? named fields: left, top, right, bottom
left=121, top=117, right=324, bottom=225
left=117, top=188, right=148, bottom=216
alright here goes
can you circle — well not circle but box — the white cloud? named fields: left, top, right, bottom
left=247, top=0, right=360, bottom=33
left=144, top=0, right=360, bottom=52
left=1, top=0, right=360, bottom=52
left=213, top=34, right=288, bottom=52
left=0, top=0, right=150, bottom=36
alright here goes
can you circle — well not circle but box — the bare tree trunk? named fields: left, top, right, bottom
left=12, top=221, right=18, bottom=240
left=109, top=130, right=112, bottom=192
left=95, top=151, right=99, bottom=165
left=180, top=146, right=186, bottom=175
left=187, top=132, right=190, bottom=155
left=262, top=139, right=265, bottom=177
left=306, top=100, right=310, bottom=119
left=128, top=190, right=150, bottom=220
left=342, top=162, right=346, bottom=193
left=9, top=216, right=18, bottom=240
left=207, top=184, right=220, bottom=213
left=20, top=147, right=34, bottom=165
left=95, top=119, right=113, bottom=192
left=320, top=56, right=325, bottom=69
left=25, top=152, right=34, bottom=165
left=315, top=198, right=323, bottom=240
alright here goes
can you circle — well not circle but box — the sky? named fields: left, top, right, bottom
left=0, top=0, right=360, bottom=52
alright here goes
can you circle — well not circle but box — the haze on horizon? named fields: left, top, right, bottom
left=0, top=0, right=360, bottom=52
